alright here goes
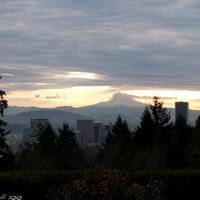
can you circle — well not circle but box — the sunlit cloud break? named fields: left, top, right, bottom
left=1, top=73, right=15, bottom=77
left=1, top=0, right=200, bottom=109
left=65, top=72, right=102, bottom=80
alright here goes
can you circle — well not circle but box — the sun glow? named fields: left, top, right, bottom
left=66, top=72, right=100, bottom=79
left=123, top=89, right=200, bottom=110
left=7, top=86, right=112, bottom=108
left=5, top=86, right=200, bottom=110
left=52, top=71, right=103, bottom=80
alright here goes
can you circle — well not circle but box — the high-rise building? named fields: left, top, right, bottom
left=175, top=102, right=189, bottom=124
left=76, top=119, right=94, bottom=147
left=76, top=119, right=108, bottom=147
left=93, top=122, right=107, bottom=145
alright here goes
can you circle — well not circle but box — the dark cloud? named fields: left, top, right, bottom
left=1, top=0, right=200, bottom=93
left=45, top=93, right=68, bottom=99
left=35, top=95, right=40, bottom=98
left=132, top=95, right=177, bottom=100
left=35, top=92, right=68, bottom=100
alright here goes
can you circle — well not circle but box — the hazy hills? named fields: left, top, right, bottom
left=4, top=93, right=200, bottom=130
left=4, top=105, right=144, bottom=130
left=4, top=93, right=146, bottom=129
left=5, top=109, right=89, bottom=127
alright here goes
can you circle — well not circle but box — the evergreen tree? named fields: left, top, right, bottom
left=112, top=115, right=132, bottom=145
left=131, top=107, right=161, bottom=169
left=149, top=96, right=173, bottom=156
left=133, top=107, right=156, bottom=149
left=32, top=123, right=57, bottom=155
left=187, top=116, right=200, bottom=167
left=0, top=77, right=13, bottom=170
left=195, top=116, right=200, bottom=130
left=132, top=97, right=173, bottom=169
left=97, top=115, right=132, bottom=169
left=17, top=122, right=86, bottom=170
left=56, top=122, right=85, bottom=169
left=33, top=123, right=57, bottom=169
left=150, top=96, right=172, bottom=129
left=134, top=97, right=172, bottom=145
left=18, top=123, right=58, bottom=169
left=170, top=115, right=192, bottom=168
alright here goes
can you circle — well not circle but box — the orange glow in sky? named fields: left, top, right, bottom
left=6, top=86, right=200, bottom=110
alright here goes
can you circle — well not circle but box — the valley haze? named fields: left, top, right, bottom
left=4, top=93, right=200, bottom=130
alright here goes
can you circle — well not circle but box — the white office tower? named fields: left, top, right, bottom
left=175, top=102, right=189, bottom=124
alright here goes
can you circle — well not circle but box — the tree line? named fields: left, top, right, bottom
left=1, top=78, right=200, bottom=170
left=98, top=96, right=194, bottom=169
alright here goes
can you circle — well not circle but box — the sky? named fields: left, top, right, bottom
left=1, top=0, right=200, bottom=110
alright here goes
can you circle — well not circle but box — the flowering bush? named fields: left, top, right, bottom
left=126, top=182, right=148, bottom=200
left=47, top=168, right=165, bottom=200
left=47, top=186, right=70, bottom=200
left=146, top=178, right=165, bottom=200
left=68, top=167, right=127, bottom=200
left=126, top=178, right=165, bottom=200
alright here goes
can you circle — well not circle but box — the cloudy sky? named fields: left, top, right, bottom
left=1, top=0, right=200, bottom=109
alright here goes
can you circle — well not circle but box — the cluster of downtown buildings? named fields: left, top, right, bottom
left=29, top=118, right=111, bottom=149
left=6, top=101, right=189, bottom=153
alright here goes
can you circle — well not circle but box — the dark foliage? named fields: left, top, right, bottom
left=17, top=122, right=86, bottom=170
left=97, top=115, right=132, bottom=169
left=0, top=77, right=14, bottom=170
left=133, top=107, right=156, bottom=149
left=13, top=95, right=200, bottom=171
left=56, top=122, right=86, bottom=169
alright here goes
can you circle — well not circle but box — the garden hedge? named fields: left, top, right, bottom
left=0, top=169, right=200, bottom=200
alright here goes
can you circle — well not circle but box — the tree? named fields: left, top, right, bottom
left=56, top=122, right=86, bottom=169
left=149, top=96, right=174, bottom=155
left=33, top=123, right=57, bottom=169
left=17, top=122, right=86, bottom=170
left=133, top=107, right=156, bottom=149
left=131, top=107, right=161, bottom=169
left=18, top=123, right=58, bottom=170
left=187, top=116, right=200, bottom=167
left=112, top=115, right=132, bottom=145
left=165, top=115, right=192, bottom=168
left=97, top=115, right=132, bottom=169
left=132, top=97, right=173, bottom=169
left=150, top=96, right=172, bottom=129
left=0, top=77, right=13, bottom=170
left=32, top=123, right=57, bottom=154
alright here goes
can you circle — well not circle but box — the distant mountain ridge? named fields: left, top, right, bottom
left=5, top=109, right=89, bottom=127
left=4, top=93, right=147, bottom=130
left=5, top=92, right=146, bottom=116
left=93, top=92, right=146, bottom=107
left=4, top=93, right=200, bottom=128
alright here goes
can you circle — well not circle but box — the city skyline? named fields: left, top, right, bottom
left=1, top=1, right=200, bottom=109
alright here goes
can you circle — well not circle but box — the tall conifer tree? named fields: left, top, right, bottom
left=0, top=77, right=13, bottom=170
left=150, top=96, right=172, bottom=129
